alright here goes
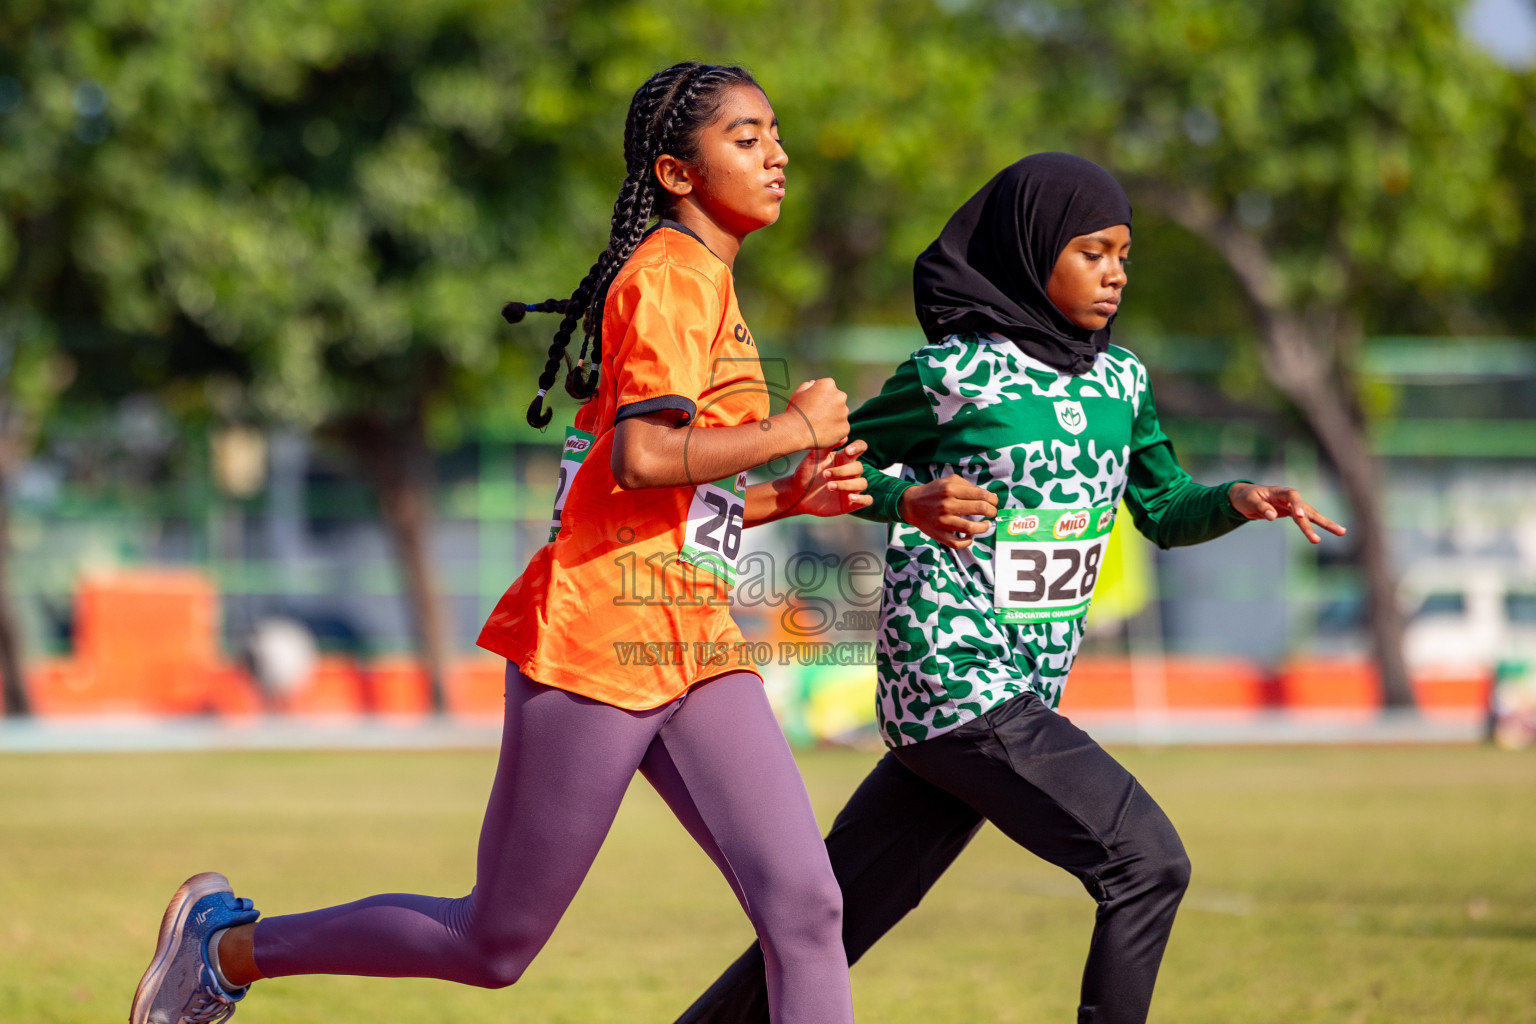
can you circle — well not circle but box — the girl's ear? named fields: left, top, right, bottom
left=654, top=154, right=695, bottom=199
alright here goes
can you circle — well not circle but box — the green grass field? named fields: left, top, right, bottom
left=2, top=744, right=1533, bottom=1023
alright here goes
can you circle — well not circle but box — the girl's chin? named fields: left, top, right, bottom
left=736, top=210, right=781, bottom=234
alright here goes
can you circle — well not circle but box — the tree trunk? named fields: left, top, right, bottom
left=340, top=412, right=451, bottom=715
left=1262, top=315, right=1415, bottom=710
left=1141, top=184, right=1415, bottom=711
left=0, top=470, right=30, bottom=717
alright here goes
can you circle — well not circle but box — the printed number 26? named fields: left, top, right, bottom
left=696, top=492, right=743, bottom=560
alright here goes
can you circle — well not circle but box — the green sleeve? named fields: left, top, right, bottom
left=844, top=356, right=937, bottom=524
left=1123, top=384, right=1250, bottom=549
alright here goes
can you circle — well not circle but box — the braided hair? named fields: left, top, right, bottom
left=508, top=61, right=761, bottom=428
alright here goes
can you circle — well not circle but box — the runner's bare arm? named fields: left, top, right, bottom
left=612, top=379, right=851, bottom=489
left=1228, top=483, right=1347, bottom=544
left=897, top=475, right=1000, bottom=550
left=745, top=440, right=874, bottom=525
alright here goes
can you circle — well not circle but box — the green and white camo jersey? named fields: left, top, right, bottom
left=851, top=333, right=1249, bottom=748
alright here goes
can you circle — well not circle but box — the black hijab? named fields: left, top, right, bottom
left=913, top=152, right=1132, bottom=376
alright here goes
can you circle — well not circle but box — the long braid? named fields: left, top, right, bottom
left=501, top=298, right=574, bottom=323
left=566, top=68, right=697, bottom=397
left=513, top=62, right=760, bottom=428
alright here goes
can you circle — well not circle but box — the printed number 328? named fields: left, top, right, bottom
left=1007, top=542, right=1103, bottom=603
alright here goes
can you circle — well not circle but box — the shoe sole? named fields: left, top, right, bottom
left=129, top=872, right=233, bottom=1024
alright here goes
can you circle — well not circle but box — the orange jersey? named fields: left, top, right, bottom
left=477, top=224, right=769, bottom=709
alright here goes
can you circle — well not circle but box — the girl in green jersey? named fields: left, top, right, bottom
left=677, top=153, right=1343, bottom=1024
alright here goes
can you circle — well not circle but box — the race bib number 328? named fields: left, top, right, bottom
left=991, top=505, right=1116, bottom=624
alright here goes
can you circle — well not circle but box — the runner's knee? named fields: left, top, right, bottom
left=1157, top=842, right=1192, bottom=897
left=466, top=958, right=526, bottom=989
left=759, top=867, right=844, bottom=947
left=1139, top=816, right=1191, bottom=897
left=460, top=918, right=546, bottom=988
left=1120, top=789, right=1191, bottom=898
left=458, top=943, right=530, bottom=989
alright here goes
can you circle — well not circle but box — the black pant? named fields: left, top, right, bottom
left=674, top=693, right=1191, bottom=1024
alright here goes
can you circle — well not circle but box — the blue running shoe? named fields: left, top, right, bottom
left=130, top=872, right=260, bottom=1024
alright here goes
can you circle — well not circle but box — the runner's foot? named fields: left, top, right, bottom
left=130, top=872, right=260, bottom=1024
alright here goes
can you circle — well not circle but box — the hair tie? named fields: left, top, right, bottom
left=536, top=388, right=548, bottom=398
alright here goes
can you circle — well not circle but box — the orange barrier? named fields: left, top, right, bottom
left=17, top=571, right=1491, bottom=722
left=279, top=656, right=370, bottom=715
left=1059, top=656, right=1489, bottom=718
left=22, top=570, right=511, bottom=718
left=1059, top=657, right=1274, bottom=713
left=1407, top=668, right=1492, bottom=716
left=1275, top=657, right=1490, bottom=717
left=273, top=656, right=505, bottom=717
left=1274, top=657, right=1381, bottom=713
left=363, top=656, right=436, bottom=716
left=448, top=659, right=509, bottom=717
left=1057, top=659, right=1135, bottom=711
left=292, top=656, right=508, bottom=717
left=28, top=572, right=263, bottom=716
left=204, top=664, right=264, bottom=716
left=25, top=658, right=113, bottom=717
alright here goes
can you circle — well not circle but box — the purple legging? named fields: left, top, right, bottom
left=254, top=664, right=854, bottom=1024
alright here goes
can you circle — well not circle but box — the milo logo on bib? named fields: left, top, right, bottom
left=991, top=505, right=1116, bottom=624
left=1005, top=514, right=1039, bottom=537
left=1052, top=510, right=1091, bottom=539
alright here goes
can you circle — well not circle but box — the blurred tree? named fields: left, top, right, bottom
left=1487, top=62, right=1536, bottom=335
left=0, top=325, right=66, bottom=716
left=1004, top=0, right=1522, bottom=708
left=1, top=19, right=89, bottom=715
left=0, top=0, right=636, bottom=711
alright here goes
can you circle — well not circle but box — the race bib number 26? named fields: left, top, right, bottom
left=680, top=471, right=748, bottom=586
left=991, top=505, right=1116, bottom=624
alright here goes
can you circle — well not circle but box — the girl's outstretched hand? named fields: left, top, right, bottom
left=788, top=439, right=874, bottom=518
left=1229, top=483, right=1347, bottom=544
left=897, top=475, right=999, bottom=549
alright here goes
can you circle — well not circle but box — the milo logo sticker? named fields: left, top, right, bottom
left=1052, top=510, right=1091, bottom=540
left=564, top=435, right=591, bottom=454
left=1006, top=514, right=1039, bottom=536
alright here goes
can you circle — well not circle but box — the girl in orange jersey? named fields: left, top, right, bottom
left=132, top=63, right=867, bottom=1024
